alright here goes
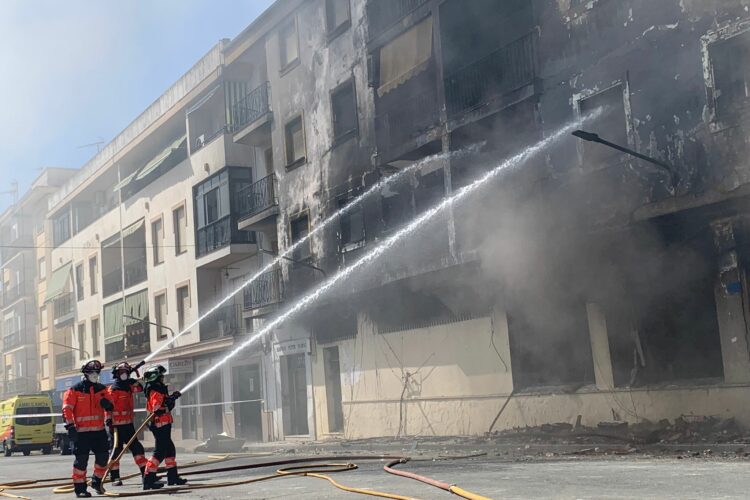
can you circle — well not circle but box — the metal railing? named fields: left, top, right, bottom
left=444, top=32, right=537, bottom=117
left=200, top=303, right=241, bottom=340
left=56, top=351, right=75, bottom=373
left=230, top=82, right=271, bottom=133
left=237, top=174, right=278, bottom=219
left=53, top=292, right=74, bottom=321
left=366, top=0, right=428, bottom=40
left=243, top=268, right=284, bottom=310
left=196, top=215, right=256, bottom=258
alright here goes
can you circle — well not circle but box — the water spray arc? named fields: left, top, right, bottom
left=181, top=113, right=600, bottom=393
left=144, top=146, right=481, bottom=362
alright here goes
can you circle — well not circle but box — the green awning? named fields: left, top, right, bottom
left=135, top=135, right=186, bottom=181
left=104, top=299, right=124, bottom=344
left=113, top=170, right=138, bottom=192
left=123, top=289, right=149, bottom=326
left=45, top=263, right=72, bottom=302
left=121, top=218, right=144, bottom=239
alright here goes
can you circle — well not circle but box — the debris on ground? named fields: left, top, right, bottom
left=194, top=433, right=246, bottom=453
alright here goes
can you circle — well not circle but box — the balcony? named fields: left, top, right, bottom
left=56, top=351, right=75, bottom=373
left=366, top=0, right=429, bottom=41
left=444, top=32, right=537, bottom=122
left=53, top=292, right=75, bottom=326
left=243, top=268, right=284, bottom=313
left=0, top=233, right=33, bottom=263
left=2, top=281, right=25, bottom=305
left=3, top=377, right=38, bottom=396
left=230, top=82, right=272, bottom=146
left=237, top=174, right=280, bottom=234
left=196, top=215, right=256, bottom=259
left=124, top=262, right=147, bottom=289
left=200, top=303, right=242, bottom=341
left=2, top=328, right=32, bottom=350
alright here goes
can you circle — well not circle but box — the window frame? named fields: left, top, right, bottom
left=330, top=78, right=359, bottom=146
left=172, top=203, right=188, bottom=256
left=289, top=210, right=312, bottom=263
left=38, top=257, right=46, bottom=281
left=154, top=291, right=169, bottom=340
left=151, top=216, right=165, bottom=266
left=88, top=254, right=98, bottom=295
left=75, top=263, right=84, bottom=301
left=337, top=191, right=366, bottom=253
left=39, top=305, right=48, bottom=331
left=284, top=114, right=307, bottom=169
left=41, top=354, right=49, bottom=379
left=175, top=282, right=191, bottom=333
left=279, top=17, right=301, bottom=74
left=326, top=0, right=351, bottom=41
left=91, top=316, right=100, bottom=357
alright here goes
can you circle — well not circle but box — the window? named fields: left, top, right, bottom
left=285, top=116, right=306, bottom=167
left=378, top=16, right=433, bottom=96
left=75, top=264, right=84, bottom=301
left=331, top=80, right=358, bottom=143
left=290, top=213, right=311, bottom=262
left=151, top=218, right=164, bottom=265
left=155, top=293, right=168, bottom=339
left=578, top=84, right=628, bottom=171
left=40, top=306, right=47, bottom=330
left=279, top=19, right=299, bottom=70
left=89, top=256, right=98, bottom=294
left=173, top=205, right=187, bottom=255
left=176, top=285, right=190, bottom=332
left=338, top=195, right=365, bottom=252
left=38, top=258, right=46, bottom=280
left=91, top=318, right=100, bottom=356
left=326, top=0, right=350, bottom=37
left=710, top=30, right=750, bottom=120
left=77, top=323, right=86, bottom=361
left=204, top=188, right=220, bottom=224
left=41, top=355, right=49, bottom=379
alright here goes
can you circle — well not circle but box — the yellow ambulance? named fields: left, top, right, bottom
left=0, top=394, right=54, bottom=456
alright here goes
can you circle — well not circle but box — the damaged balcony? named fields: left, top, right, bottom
left=200, top=303, right=242, bottom=341
left=243, top=268, right=283, bottom=317
left=237, top=174, right=279, bottom=236
left=230, top=82, right=272, bottom=148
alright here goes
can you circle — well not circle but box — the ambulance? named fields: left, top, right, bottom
left=0, top=394, right=54, bottom=456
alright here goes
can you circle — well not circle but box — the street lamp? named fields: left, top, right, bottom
left=47, top=340, right=91, bottom=360
left=572, top=130, right=679, bottom=187
left=123, top=314, right=176, bottom=338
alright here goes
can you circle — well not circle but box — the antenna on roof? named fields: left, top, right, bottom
left=77, top=139, right=106, bottom=153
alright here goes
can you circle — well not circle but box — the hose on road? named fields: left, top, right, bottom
left=385, top=458, right=492, bottom=500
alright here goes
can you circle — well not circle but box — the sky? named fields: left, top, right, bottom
left=0, top=0, right=275, bottom=212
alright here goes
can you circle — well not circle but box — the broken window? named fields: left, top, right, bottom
left=279, top=19, right=299, bottom=70
left=285, top=115, right=306, bottom=167
left=710, top=30, right=750, bottom=120
left=326, top=0, right=350, bottom=37
left=331, top=80, right=358, bottom=143
left=290, top=213, right=311, bottom=263
left=578, top=84, right=629, bottom=171
left=337, top=194, right=365, bottom=252
left=378, top=16, right=433, bottom=96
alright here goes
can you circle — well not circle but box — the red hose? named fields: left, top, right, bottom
left=384, top=459, right=452, bottom=491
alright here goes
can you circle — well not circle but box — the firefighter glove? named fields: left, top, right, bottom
left=66, top=425, right=78, bottom=443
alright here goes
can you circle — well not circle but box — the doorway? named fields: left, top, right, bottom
left=323, top=347, right=344, bottom=433
left=197, top=365, right=224, bottom=438
left=180, top=387, right=197, bottom=440
left=232, top=364, right=263, bottom=441
left=280, top=353, right=308, bottom=436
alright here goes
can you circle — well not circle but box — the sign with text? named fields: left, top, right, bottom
left=166, top=358, right=194, bottom=374
left=274, top=338, right=311, bottom=357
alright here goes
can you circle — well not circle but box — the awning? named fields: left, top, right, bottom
left=135, top=135, right=187, bottom=181
left=45, top=263, right=72, bottom=303
left=113, top=170, right=138, bottom=193
left=104, top=299, right=124, bottom=344
left=123, top=289, right=149, bottom=326
left=121, top=218, right=145, bottom=239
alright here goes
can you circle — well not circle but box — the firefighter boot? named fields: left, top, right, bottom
left=90, top=476, right=105, bottom=495
left=73, top=483, right=91, bottom=498
left=142, top=472, right=164, bottom=490
left=167, top=467, right=188, bottom=486
left=110, top=469, right=123, bottom=486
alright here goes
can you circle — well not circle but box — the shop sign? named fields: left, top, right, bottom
left=274, top=338, right=310, bottom=357
left=166, top=358, right=194, bottom=374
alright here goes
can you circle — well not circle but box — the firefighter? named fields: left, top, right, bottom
left=142, top=365, right=187, bottom=490
left=105, top=362, right=148, bottom=486
left=62, top=360, right=114, bottom=498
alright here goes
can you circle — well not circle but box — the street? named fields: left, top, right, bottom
left=1, top=451, right=749, bottom=499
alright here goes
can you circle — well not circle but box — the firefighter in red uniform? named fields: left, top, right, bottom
left=62, top=360, right=114, bottom=498
left=105, top=362, right=148, bottom=486
left=142, top=365, right=187, bottom=490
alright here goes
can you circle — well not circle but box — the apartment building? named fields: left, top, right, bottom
left=0, top=168, right=76, bottom=399
left=6, top=0, right=750, bottom=444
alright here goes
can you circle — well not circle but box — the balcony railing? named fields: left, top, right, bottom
left=3, top=377, right=38, bottom=396
left=56, top=351, right=75, bottom=373
left=196, top=215, right=255, bottom=258
left=237, top=174, right=278, bottom=219
left=243, top=268, right=284, bottom=311
left=200, top=303, right=241, bottom=341
left=230, top=82, right=271, bottom=133
left=53, top=292, right=74, bottom=322
left=366, top=0, right=428, bottom=40
left=444, top=32, right=537, bottom=117
left=2, top=328, right=31, bottom=350
left=2, top=281, right=24, bottom=305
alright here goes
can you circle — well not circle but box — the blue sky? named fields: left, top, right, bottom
left=0, top=0, right=274, bottom=211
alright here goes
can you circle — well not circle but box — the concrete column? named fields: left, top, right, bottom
left=711, top=220, right=750, bottom=383
left=586, top=302, right=615, bottom=390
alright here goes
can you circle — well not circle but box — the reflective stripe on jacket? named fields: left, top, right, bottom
left=62, top=380, right=111, bottom=432
left=106, top=380, right=142, bottom=425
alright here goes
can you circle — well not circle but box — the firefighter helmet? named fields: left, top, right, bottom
left=111, top=361, right=132, bottom=377
left=143, top=365, right=167, bottom=383
left=81, top=359, right=103, bottom=374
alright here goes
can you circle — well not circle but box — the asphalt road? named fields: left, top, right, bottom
left=1, top=451, right=749, bottom=499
